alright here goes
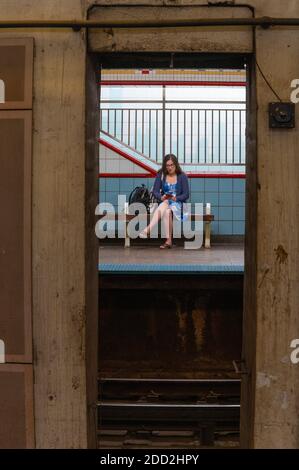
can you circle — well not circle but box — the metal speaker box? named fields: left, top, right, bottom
left=269, top=102, right=295, bottom=128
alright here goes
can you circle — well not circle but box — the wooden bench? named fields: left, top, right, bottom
left=98, top=203, right=214, bottom=249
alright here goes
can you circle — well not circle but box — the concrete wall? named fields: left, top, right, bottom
left=100, top=176, right=246, bottom=236
left=0, top=0, right=88, bottom=448
left=254, top=6, right=299, bottom=448
left=1, top=0, right=299, bottom=449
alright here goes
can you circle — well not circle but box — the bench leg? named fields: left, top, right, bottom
left=204, top=221, right=211, bottom=249
left=124, top=220, right=130, bottom=248
left=124, top=202, right=130, bottom=248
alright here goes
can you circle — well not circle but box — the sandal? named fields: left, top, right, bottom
left=160, top=242, right=172, bottom=249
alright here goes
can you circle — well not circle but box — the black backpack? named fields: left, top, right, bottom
left=129, top=184, right=152, bottom=213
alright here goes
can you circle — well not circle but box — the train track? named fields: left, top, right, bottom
left=98, top=378, right=240, bottom=447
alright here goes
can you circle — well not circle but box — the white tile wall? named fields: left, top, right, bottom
left=100, top=143, right=149, bottom=174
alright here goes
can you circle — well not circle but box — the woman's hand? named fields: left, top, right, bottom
left=171, top=195, right=176, bottom=201
left=161, top=195, right=168, bottom=201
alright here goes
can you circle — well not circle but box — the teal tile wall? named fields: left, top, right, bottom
left=99, top=176, right=246, bottom=235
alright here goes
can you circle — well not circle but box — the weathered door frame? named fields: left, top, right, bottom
left=85, top=53, right=101, bottom=449
left=89, top=50, right=258, bottom=448
left=240, top=53, right=258, bottom=449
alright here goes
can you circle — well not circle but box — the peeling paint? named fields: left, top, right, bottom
left=281, top=391, right=288, bottom=410
left=280, top=355, right=290, bottom=364
left=72, top=376, right=80, bottom=391
left=257, top=372, right=278, bottom=388
left=191, top=307, right=206, bottom=352
left=274, top=245, right=288, bottom=265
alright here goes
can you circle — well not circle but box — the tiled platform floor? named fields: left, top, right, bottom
left=99, top=244, right=244, bottom=273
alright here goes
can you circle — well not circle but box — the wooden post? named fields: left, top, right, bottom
left=205, top=203, right=211, bottom=249
left=124, top=202, right=130, bottom=248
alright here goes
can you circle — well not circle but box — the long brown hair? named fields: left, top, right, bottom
left=160, top=154, right=182, bottom=178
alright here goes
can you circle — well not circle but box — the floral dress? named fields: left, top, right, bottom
left=162, top=179, right=189, bottom=222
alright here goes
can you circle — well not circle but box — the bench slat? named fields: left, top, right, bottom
left=98, top=213, right=214, bottom=222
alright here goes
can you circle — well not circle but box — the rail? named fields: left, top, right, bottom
left=100, top=105, right=246, bottom=165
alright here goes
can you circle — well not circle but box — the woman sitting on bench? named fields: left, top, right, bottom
left=139, top=154, right=190, bottom=249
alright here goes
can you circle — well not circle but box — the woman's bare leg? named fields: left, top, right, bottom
left=141, top=201, right=169, bottom=235
left=162, top=208, right=173, bottom=245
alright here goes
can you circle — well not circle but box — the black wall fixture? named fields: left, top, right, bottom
left=269, top=102, right=295, bottom=128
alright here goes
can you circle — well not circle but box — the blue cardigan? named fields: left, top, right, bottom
left=152, top=171, right=190, bottom=203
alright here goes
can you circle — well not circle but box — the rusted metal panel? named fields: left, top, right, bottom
left=99, top=286, right=242, bottom=378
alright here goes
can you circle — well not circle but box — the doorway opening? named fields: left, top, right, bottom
left=95, top=52, right=252, bottom=449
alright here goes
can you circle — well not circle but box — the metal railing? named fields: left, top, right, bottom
left=100, top=105, right=246, bottom=165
